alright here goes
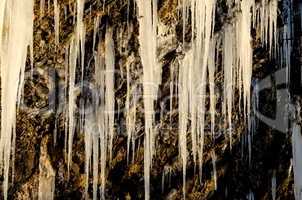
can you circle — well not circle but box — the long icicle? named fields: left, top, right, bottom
left=223, top=24, right=234, bottom=147
left=239, top=0, right=253, bottom=122
left=95, top=37, right=106, bottom=200
left=105, top=27, right=115, bottom=163
left=54, top=0, right=60, bottom=46
left=67, top=0, right=85, bottom=176
left=292, top=123, right=302, bottom=200
left=136, top=0, right=160, bottom=199
left=0, top=0, right=34, bottom=199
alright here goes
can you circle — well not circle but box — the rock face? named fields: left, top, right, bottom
left=0, top=0, right=299, bottom=199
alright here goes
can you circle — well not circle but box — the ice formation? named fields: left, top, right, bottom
left=272, top=173, right=276, bottom=200
left=211, top=150, right=217, bottom=190
left=54, top=0, right=60, bottom=46
left=292, top=124, right=302, bottom=200
left=223, top=24, right=235, bottom=146
left=0, top=0, right=289, bottom=199
left=258, top=0, right=278, bottom=56
left=0, top=0, right=34, bottom=199
left=178, top=0, right=217, bottom=198
left=136, top=0, right=160, bottom=199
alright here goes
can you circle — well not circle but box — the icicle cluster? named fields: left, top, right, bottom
left=256, top=0, right=278, bottom=56
left=0, top=0, right=285, bottom=199
left=179, top=1, right=217, bottom=198
left=0, top=1, right=34, bottom=199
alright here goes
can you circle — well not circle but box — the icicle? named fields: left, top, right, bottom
left=208, top=39, right=216, bottom=138
left=258, top=0, right=278, bottom=56
left=67, top=37, right=77, bottom=177
left=211, top=150, right=217, bottom=190
left=292, top=123, right=302, bottom=200
left=178, top=50, right=192, bottom=199
left=223, top=25, right=234, bottom=147
left=84, top=114, right=93, bottom=199
left=92, top=125, right=99, bottom=200
left=105, top=27, right=115, bottom=162
left=92, top=16, right=100, bottom=53
left=0, top=1, right=34, bottom=199
left=272, top=173, right=276, bottom=200
left=64, top=46, right=69, bottom=161
left=95, top=39, right=106, bottom=200
left=126, top=54, right=136, bottom=163
left=136, top=0, right=160, bottom=199
left=54, top=0, right=60, bottom=46
left=239, top=0, right=253, bottom=121
left=247, top=190, right=255, bottom=200
left=161, top=165, right=172, bottom=193
left=67, top=0, right=85, bottom=176
left=282, top=0, right=292, bottom=84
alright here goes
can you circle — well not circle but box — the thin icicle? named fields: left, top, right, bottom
left=67, top=37, right=77, bottom=177
left=211, top=150, right=217, bottom=190
left=282, top=0, right=292, bottom=83
left=0, top=1, right=34, bottom=199
left=92, top=125, right=99, bottom=200
left=95, top=39, right=107, bottom=200
left=126, top=54, right=136, bottom=163
left=272, top=172, right=276, bottom=200
left=161, top=165, right=172, bottom=193
left=136, top=0, right=160, bottom=199
left=208, top=39, right=216, bottom=138
left=84, top=114, right=93, bottom=199
left=92, top=16, right=100, bottom=52
left=292, top=123, right=302, bottom=200
left=258, top=0, right=278, bottom=56
left=54, top=0, right=60, bottom=46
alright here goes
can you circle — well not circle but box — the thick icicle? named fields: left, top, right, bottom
left=136, top=0, right=160, bottom=199
left=105, top=28, right=115, bottom=162
left=238, top=0, right=253, bottom=121
left=178, top=50, right=192, bottom=199
left=0, top=0, right=34, bottom=199
left=223, top=24, right=235, bottom=146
